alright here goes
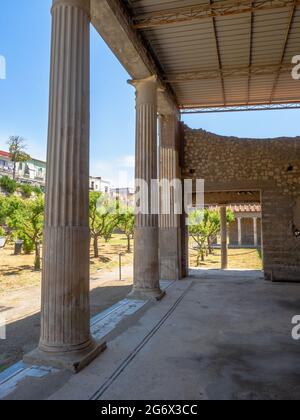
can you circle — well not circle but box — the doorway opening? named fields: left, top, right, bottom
left=188, top=190, right=263, bottom=273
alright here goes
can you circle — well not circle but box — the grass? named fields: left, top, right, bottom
left=189, top=244, right=263, bottom=270
left=0, top=234, right=133, bottom=294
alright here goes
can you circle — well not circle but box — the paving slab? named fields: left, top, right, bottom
left=2, top=271, right=300, bottom=400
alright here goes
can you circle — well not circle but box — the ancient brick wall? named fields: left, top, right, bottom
left=182, top=126, right=300, bottom=281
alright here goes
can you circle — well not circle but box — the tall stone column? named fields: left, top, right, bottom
left=24, top=0, right=106, bottom=372
left=159, top=114, right=182, bottom=281
left=237, top=217, right=242, bottom=247
left=253, top=217, right=258, bottom=247
left=129, top=76, right=164, bottom=300
left=220, top=206, right=228, bottom=270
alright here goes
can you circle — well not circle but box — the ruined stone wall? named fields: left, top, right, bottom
left=182, top=126, right=300, bottom=281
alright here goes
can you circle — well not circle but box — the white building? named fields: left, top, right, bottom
left=0, top=150, right=46, bottom=187
left=89, top=176, right=110, bottom=194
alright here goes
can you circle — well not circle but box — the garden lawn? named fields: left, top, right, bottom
left=190, top=245, right=263, bottom=270
left=0, top=234, right=133, bottom=293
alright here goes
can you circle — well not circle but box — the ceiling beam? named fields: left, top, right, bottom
left=247, top=2, right=254, bottom=105
left=209, top=0, right=226, bottom=106
left=270, top=4, right=296, bottom=101
left=180, top=102, right=300, bottom=114
left=133, top=0, right=300, bottom=29
left=165, top=63, right=294, bottom=82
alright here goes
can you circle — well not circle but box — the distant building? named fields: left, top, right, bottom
left=89, top=176, right=110, bottom=194
left=0, top=150, right=46, bottom=187
left=0, top=150, right=12, bottom=174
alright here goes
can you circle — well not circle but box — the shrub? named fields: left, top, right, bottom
left=18, top=184, right=33, bottom=198
left=0, top=176, right=17, bottom=194
left=32, top=186, right=43, bottom=196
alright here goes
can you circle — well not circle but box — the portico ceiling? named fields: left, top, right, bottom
left=92, top=0, right=300, bottom=112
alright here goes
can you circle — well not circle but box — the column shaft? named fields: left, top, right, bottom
left=159, top=114, right=182, bottom=281
left=253, top=217, right=258, bottom=247
left=130, top=77, right=164, bottom=300
left=24, top=0, right=106, bottom=372
left=220, top=206, right=228, bottom=270
left=238, top=217, right=242, bottom=246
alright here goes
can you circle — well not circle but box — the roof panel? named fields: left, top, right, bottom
left=124, top=0, right=300, bottom=109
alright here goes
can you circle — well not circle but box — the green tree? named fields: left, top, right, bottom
left=89, top=192, right=120, bottom=258
left=7, top=196, right=44, bottom=270
left=0, top=195, right=24, bottom=244
left=189, top=208, right=235, bottom=266
left=118, top=207, right=135, bottom=253
left=7, top=136, right=30, bottom=180
left=0, top=195, right=7, bottom=226
left=189, top=210, right=208, bottom=265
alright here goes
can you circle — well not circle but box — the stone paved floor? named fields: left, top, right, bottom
left=3, top=270, right=300, bottom=400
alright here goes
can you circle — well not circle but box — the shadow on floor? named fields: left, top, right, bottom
left=0, top=284, right=132, bottom=372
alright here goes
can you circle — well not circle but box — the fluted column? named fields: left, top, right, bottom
left=159, top=114, right=182, bottom=280
left=220, top=206, right=228, bottom=270
left=253, top=217, right=258, bottom=247
left=129, top=76, right=164, bottom=300
left=24, top=0, right=106, bottom=372
left=237, top=217, right=242, bottom=247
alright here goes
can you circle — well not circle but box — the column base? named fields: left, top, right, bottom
left=23, top=339, right=106, bottom=374
left=128, top=287, right=166, bottom=302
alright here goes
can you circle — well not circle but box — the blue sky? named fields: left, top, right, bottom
left=0, top=0, right=300, bottom=187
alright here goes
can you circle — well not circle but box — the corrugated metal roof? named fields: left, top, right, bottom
left=124, top=0, right=300, bottom=109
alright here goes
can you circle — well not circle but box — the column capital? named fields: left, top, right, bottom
left=128, top=75, right=157, bottom=87
left=128, top=75, right=159, bottom=107
left=52, top=0, right=90, bottom=16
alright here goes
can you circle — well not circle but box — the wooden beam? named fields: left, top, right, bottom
left=247, top=2, right=254, bottom=105
left=133, top=0, right=300, bottom=29
left=91, top=0, right=177, bottom=113
left=209, top=0, right=226, bottom=106
left=270, top=5, right=296, bottom=101
left=165, top=63, right=293, bottom=83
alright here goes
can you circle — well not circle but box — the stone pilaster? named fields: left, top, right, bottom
left=129, top=76, right=164, bottom=300
left=159, top=114, right=182, bottom=280
left=220, top=206, right=228, bottom=270
left=24, top=0, right=106, bottom=373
